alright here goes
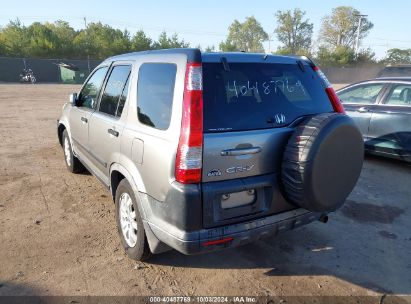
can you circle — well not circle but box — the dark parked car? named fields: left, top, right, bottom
left=337, top=77, right=411, bottom=162
left=377, top=65, right=411, bottom=78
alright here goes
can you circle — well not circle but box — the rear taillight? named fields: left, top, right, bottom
left=175, top=63, right=203, bottom=184
left=312, top=66, right=345, bottom=114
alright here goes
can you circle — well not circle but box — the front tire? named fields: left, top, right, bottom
left=115, top=179, right=152, bottom=261
left=62, top=129, right=84, bottom=173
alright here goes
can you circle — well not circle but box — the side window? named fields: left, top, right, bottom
left=137, top=63, right=177, bottom=130
left=78, top=67, right=109, bottom=109
left=99, top=65, right=131, bottom=116
left=385, top=84, right=411, bottom=106
left=116, top=75, right=130, bottom=117
left=338, top=83, right=384, bottom=104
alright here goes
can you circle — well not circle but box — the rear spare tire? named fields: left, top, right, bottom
left=281, top=113, right=364, bottom=212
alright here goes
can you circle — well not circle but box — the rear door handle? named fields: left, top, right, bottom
left=108, top=128, right=119, bottom=137
left=81, top=117, right=88, bottom=123
left=221, top=147, right=262, bottom=156
left=357, top=107, right=371, bottom=113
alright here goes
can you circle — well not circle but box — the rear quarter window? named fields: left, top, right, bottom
left=137, top=63, right=177, bottom=130
left=202, top=62, right=333, bottom=132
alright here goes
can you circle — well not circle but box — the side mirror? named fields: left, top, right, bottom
left=69, top=93, right=78, bottom=105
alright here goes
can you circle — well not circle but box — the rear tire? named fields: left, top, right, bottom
left=62, top=129, right=84, bottom=173
left=115, top=179, right=152, bottom=261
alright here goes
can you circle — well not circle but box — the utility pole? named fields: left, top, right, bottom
left=84, top=16, right=90, bottom=73
left=267, top=34, right=274, bottom=54
left=355, top=14, right=367, bottom=55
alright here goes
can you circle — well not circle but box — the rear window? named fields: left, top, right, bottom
left=202, top=62, right=333, bottom=132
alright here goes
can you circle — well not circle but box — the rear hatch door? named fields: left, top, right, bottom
left=201, top=55, right=333, bottom=227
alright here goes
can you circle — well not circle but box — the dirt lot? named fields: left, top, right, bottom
left=0, top=84, right=410, bottom=300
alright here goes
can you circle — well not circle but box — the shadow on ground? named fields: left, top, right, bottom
left=0, top=282, right=43, bottom=296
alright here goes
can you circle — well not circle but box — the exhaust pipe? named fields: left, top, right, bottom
left=319, top=215, right=329, bottom=223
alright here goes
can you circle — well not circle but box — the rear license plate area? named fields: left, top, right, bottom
left=202, top=175, right=278, bottom=228
left=221, top=190, right=256, bottom=209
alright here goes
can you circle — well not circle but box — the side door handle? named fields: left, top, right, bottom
left=80, top=117, right=88, bottom=123
left=108, top=128, right=119, bottom=137
left=221, top=147, right=262, bottom=156
left=357, top=107, right=371, bottom=113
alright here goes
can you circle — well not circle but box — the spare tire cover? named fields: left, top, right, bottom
left=281, top=113, right=364, bottom=212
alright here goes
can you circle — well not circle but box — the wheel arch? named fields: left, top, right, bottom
left=110, top=162, right=169, bottom=255
left=57, top=123, right=66, bottom=146
left=109, top=162, right=146, bottom=201
left=57, top=116, right=72, bottom=147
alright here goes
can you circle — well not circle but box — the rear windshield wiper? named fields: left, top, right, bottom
left=220, top=57, right=230, bottom=72
left=297, top=60, right=306, bottom=72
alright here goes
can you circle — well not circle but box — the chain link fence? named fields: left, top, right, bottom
left=0, top=57, right=101, bottom=83
left=0, top=56, right=385, bottom=84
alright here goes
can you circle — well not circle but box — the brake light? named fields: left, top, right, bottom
left=312, top=66, right=345, bottom=114
left=175, top=63, right=203, bottom=184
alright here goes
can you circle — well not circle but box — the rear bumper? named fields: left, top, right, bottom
left=138, top=178, right=325, bottom=255
left=146, top=208, right=324, bottom=255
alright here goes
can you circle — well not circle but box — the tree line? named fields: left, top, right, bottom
left=0, top=20, right=189, bottom=60
left=0, top=6, right=410, bottom=66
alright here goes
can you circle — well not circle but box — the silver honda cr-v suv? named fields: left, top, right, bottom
left=57, top=49, right=364, bottom=261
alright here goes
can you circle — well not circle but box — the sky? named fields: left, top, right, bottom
left=0, top=0, right=410, bottom=59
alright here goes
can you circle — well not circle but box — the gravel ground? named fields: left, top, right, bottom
left=0, top=84, right=410, bottom=302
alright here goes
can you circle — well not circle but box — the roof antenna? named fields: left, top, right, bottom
left=263, top=54, right=269, bottom=60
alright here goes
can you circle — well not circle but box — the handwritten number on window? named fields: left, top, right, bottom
left=247, top=81, right=259, bottom=94
left=227, top=78, right=306, bottom=97
left=227, top=80, right=238, bottom=98
left=262, top=82, right=270, bottom=94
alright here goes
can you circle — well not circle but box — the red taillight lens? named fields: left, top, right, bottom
left=326, top=87, right=345, bottom=114
left=175, top=63, right=203, bottom=184
left=312, top=66, right=345, bottom=114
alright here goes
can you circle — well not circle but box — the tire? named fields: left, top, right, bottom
left=62, top=129, right=84, bottom=173
left=281, top=113, right=364, bottom=212
left=115, top=179, right=152, bottom=261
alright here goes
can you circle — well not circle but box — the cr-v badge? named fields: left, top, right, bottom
left=226, top=164, right=255, bottom=174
